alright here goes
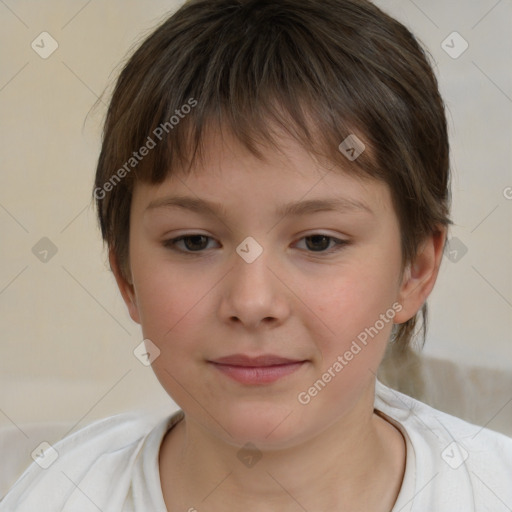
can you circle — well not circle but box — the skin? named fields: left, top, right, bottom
left=111, top=127, right=446, bottom=512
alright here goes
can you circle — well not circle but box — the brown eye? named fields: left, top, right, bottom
left=304, top=235, right=331, bottom=252
left=164, top=234, right=215, bottom=252
left=295, top=234, right=348, bottom=254
left=182, top=235, right=209, bottom=251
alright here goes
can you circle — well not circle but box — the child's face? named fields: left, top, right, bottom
left=117, top=128, right=418, bottom=448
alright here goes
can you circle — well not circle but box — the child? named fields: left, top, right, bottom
left=2, top=0, right=511, bottom=510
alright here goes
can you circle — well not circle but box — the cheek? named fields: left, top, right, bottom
left=306, top=257, right=401, bottom=370
left=130, top=252, right=218, bottom=349
left=130, top=260, right=213, bottom=403
left=313, top=259, right=399, bottom=331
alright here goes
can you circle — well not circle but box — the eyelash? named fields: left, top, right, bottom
left=162, top=234, right=348, bottom=256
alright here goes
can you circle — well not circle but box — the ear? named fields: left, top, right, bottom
left=109, top=248, right=141, bottom=324
left=394, top=227, right=447, bottom=324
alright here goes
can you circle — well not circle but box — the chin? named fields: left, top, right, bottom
left=213, top=403, right=310, bottom=450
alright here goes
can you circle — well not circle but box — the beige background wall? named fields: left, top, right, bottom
left=1, top=0, right=511, bottom=435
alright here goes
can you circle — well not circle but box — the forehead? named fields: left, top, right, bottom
left=133, top=125, right=393, bottom=219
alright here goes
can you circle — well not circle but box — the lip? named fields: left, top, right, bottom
left=208, top=354, right=308, bottom=385
left=211, top=354, right=305, bottom=367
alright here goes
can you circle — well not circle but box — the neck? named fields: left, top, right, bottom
left=159, top=384, right=405, bottom=512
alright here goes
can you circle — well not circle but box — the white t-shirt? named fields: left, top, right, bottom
left=1, top=379, right=511, bottom=511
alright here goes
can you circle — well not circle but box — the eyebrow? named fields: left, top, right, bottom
left=145, top=195, right=374, bottom=218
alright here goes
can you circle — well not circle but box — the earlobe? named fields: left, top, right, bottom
left=394, top=228, right=447, bottom=324
left=108, top=248, right=141, bottom=325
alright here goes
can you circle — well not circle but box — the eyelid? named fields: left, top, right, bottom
left=162, top=233, right=219, bottom=252
left=294, top=234, right=349, bottom=254
left=162, top=232, right=349, bottom=255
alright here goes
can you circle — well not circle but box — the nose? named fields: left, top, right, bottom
left=218, top=248, right=290, bottom=330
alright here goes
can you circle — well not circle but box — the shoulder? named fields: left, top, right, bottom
left=376, top=378, right=512, bottom=456
left=0, top=410, right=182, bottom=512
left=375, top=379, right=512, bottom=510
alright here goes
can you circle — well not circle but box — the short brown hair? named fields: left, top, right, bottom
left=94, top=0, right=451, bottom=352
